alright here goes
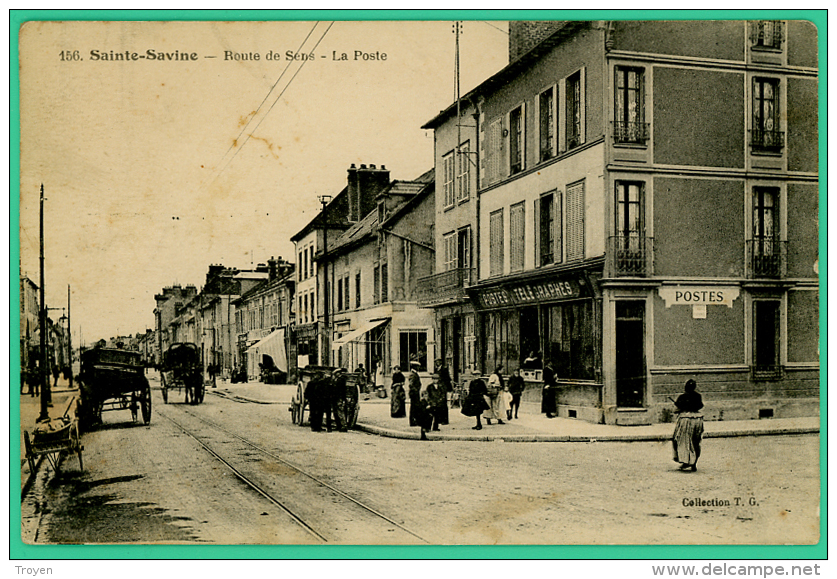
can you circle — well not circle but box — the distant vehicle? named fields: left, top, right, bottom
left=78, top=348, right=151, bottom=429
left=160, top=343, right=204, bottom=404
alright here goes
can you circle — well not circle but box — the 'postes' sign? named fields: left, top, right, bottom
left=658, top=286, right=740, bottom=308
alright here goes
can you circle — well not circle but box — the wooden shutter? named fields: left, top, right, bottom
left=566, top=181, right=585, bottom=261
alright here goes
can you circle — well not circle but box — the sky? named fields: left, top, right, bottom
left=17, top=19, right=509, bottom=344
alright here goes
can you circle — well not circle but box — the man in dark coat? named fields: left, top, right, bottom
left=407, top=361, right=423, bottom=428
left=307, top=372, right=328, bottom=432
left=329, top=368, right=348, bottom=432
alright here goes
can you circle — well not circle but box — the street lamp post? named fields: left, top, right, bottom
left=318, top=194, right=332, bottom=366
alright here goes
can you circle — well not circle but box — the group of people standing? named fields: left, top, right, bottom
left=388, top=360, right=451, bottom=440
left=307, top=368, right=354, bottom=432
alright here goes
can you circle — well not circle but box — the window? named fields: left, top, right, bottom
left=614, top=67, right=647, bottom=144
left=753, top=300, right=781, bottom=377
left=344, top=274, right=350, bottom=311
left=443, top=232, right=457, bottom=271
left=457, top=227, right=471, bottom=273
left=303, top=293, right=308, bottom=324
left=381, top=263, right=388, bottom=303
left=400, top=330, right=428, bottom=372
left=566, top=70, right=583, bottom=149
left=489, top=208, right=504, bottom=276
left=614, top=182, right=647, bottom=274
left=456, top=141, right=470, bottom=202
left=510, top=202, right=525, bottom=272
left=539, top=87, right=555, bottom=161
left=752, top=187, right=781, bottom=276
left=566, top=180, right=585, bottom=261
left=752, top=78, right=782, bottom=151
left=442, top=150, right=455, bottom=207
left=298, top=250, right=304, bottom=280
left=486, top=118, right=503, bottom=184
left=509, top=105, right=524, bottom=175
left=336, top=277, right=343, bottom=312
left=548, top=301, right=596, bottom=381
left=355, top=272, right=361, bottom=308
left=373, top=264, right=380, bottom=305
left=752, top=21, right=783, bottom=49
left=537, top=192, right=558, bottom=267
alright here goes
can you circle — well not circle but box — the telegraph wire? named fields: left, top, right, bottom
left=209, top=21, right=335, bottom=187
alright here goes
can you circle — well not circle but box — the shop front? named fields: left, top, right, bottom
left=472, top=267, right=604, bottom=423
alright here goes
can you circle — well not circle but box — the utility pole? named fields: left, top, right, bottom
left=38, top=184, right=51, bottom=421
left=67, top=284, right=72, bottom=388
left=318, top=194, right=333, bottom=366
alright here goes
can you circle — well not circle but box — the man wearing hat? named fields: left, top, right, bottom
left=407, top=360, right=427, bottom=438
left=425, top=372, right=447, bottom=432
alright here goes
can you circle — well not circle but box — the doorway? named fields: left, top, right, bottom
left=615, top=301, right=645, bottom=407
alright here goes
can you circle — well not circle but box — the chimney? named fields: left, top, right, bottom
left=268, top=256, right=278, bottom=282
left=347, top=163, right=390, bottom=222
left=508, top=21, right=566, bottom=62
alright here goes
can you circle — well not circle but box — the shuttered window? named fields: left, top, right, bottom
left=510, top=201, right=526, bottom=272
left=457, top=141, right=470, bottom=202
left=509, top=105, right=524, bottom=175
left=566, top=180, right=585, bottom=261
left=443, top=151, right=455, bottom=208
left=489, top=209, right=504, bottom=276
left=443, top=232, right=457, bottom=271
left=486, top=118, right=503, bottom=184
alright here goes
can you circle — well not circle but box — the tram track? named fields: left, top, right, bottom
left=156, top=403, right=430, bottom=544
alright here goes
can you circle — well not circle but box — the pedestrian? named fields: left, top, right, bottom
left=307, top=371, right=327, bottom=432
left=374, top=360, right=387, bottom=398
left=672, top=379, right=704, bottom=472
left=484, top=364, right=506, bottom=425
left=508, top=368, right=525, bottom=419
left=390, top=365, right=406, bottom=418
left=461, top=376, right=490, bottom=430
left=52, top=362, right=60, bottom=389
left=541, top=361, right=557, bottom=418
left=407, top=360, right=423, bottom=428
left=426, top=373, right=447, bottom=432
left=434, top=359, right=451, bottom=425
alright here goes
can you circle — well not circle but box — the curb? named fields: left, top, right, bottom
left=354, top=422, right=820, bottom=443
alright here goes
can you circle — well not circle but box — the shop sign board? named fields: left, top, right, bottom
left=475, top=276, right=584, bottom=309
left=658, top=286, right=740, bottom=318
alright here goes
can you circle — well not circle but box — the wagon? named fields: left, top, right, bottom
left=24, top=396, right=84, bottom=473
left=160, top=343, right=204, bottom=404
left=289, top=366, right=360, bottom=428
left=78, top=348, right=151, bottom=429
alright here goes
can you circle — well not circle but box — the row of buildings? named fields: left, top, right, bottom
left=154, top=20, right=819, bottom=425
left=19, top=274, right=71, bottom=378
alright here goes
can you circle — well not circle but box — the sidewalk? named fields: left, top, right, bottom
left=209, top=379, right=821, bottom=442
left=19, top=377, right=80, bottom=491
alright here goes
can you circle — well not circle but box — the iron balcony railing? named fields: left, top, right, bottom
left=416, top=267, right=475, bottom=307
left=750, top=129, right=785, bottom=152
left=612, top=121, right=650, bottom=145
left=608, top=235, right=653, bottom=277
left=747, top=239, right=787, bottom=278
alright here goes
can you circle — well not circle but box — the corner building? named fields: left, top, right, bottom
left=423, top=20, right=819, bottom=424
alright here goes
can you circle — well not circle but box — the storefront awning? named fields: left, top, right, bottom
left=246, top=328, right=287, bottom=371
left=331, top=318, right=389, bottom=350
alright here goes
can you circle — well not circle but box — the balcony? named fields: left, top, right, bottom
left=612, top=121, right=649, bottom=145
left=750, top=129, right=784, bottom=153
left=608, top=236, right=653, bottom=277
left=416, top=268, right=475, bottom=307
left=747, top=239, right=787, bottom=278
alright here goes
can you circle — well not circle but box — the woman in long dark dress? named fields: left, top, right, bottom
left=461, top=377, right=490, bottom=430
left=435, top=360, right=452, bottom=425
left=390, top=365, right=406, bottom=418
left=672, top=379, right=704, bottom=472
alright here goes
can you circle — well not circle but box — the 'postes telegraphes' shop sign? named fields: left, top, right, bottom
left=658, top=286, right=740, bottom=319
left=476, top=278, right=583, bottom=309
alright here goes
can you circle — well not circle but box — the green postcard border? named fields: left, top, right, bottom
left=9, top=8, right=827, bottom=561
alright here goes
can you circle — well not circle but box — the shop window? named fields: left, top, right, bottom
left=614, top=66, right=647, bottom=145
left=400, top=330, right=428, bottom=372
left=442, top=150, right=455, bottom=208
left=509, top=105, right=524, bottom=175
left=752, top=78, right=783, bottom=152
left=548, top=301, right=595, bottom=381
left=490, top=208, right=504, bottom=276
left=539, top=86, right=555, bottom=162
left=753, top=300, right=781, bottom=378
left=457, top=141, right=471, bottom=202
left=566, top=180, right=585, bottom=261
left=485, top=310, right=519, bottom=375
left=566, top=70, right=584, bottom=149
left=752, top=21, right=783, bottom=50
left=510, top=202, right=526, bottom=272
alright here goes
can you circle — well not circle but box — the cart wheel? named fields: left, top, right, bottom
left=141, top=384, right=152, bottom=424
left=24, top=430, right=36, bottom=474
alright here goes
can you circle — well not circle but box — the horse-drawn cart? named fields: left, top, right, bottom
left=161, top=343, right=204, bottom=405
left=289, top=366, right=360, bottom=429
left=78, top=347, right=151, bottom=429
